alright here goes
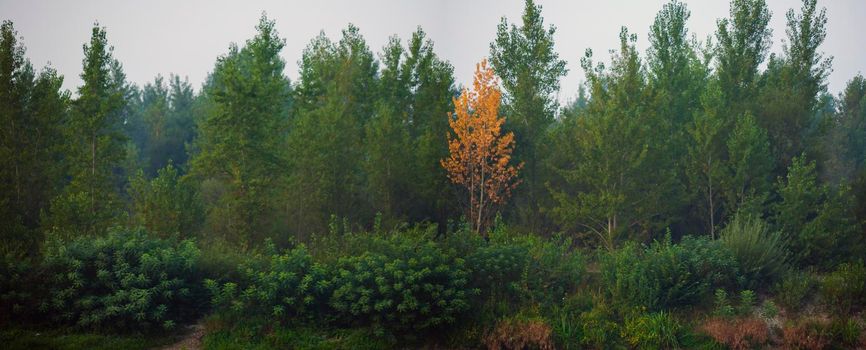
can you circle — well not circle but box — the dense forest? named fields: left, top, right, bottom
left=2, top=0, right=866, bottom=348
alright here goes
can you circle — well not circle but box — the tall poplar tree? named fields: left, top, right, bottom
left=191, top=14, right=290, bottom=243
left=490, top=0, right=567, bottom=231
left=45, top=24, right=127, bottom=237
left=0, top=21, right=68, bottom=248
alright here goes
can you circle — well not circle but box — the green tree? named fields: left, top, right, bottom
left=287, top=24, right=377, bottom=236
left=362, top=29, right=457, bottom=231
left=190, top=14, right=290, bottom=244
left=773, top=155, right=861, bottom=268
left=0, top=21, right=68, bottom=250
left=45, top=24, right=128, bottom=238
left=756, top=0, right=832, bottom=169
left=685, top=81, right=728, bottom=238
left=128, top=163, right=202, bottom=238
left=715, top=0, right=772, bottom=118
left=490, top=0, right=567, bottom=231
left=724, top=112, right=773, bottom=217
left=364, top=36, right=413, bottom=226
left=551, top=28, right=674, bottom=250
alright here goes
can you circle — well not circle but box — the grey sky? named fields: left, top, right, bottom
left=1, top=0, right=864, bottom=103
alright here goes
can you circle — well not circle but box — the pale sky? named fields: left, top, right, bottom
left=1, top=0, right=864, bottom=103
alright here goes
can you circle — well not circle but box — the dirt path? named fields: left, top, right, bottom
left=160, top=323, right=205, bottom=350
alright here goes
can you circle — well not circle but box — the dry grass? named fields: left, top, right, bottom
left=483, top=317, right=554, bottom=350
left=700, top=317, right=769, bottom=350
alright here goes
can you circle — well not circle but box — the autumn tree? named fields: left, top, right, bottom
left=441, top=59, right=522, bottom=234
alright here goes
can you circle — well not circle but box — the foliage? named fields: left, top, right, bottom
left=622, top=311, right=683, bottom=350
left=774, top=155, right=862, bottom=268
left=0, top=327, right=174, bottom=350
left=190, top=14, right=290, bottom=243
left=489, top=0, right=568, bottom=232
left=819, top=262, right=866, bottom=316
left=442, top=59, right=522, bottom=234
left=577, top=300, right=622, bottom=349
left=208, top=233, right=474, bottom=340
left=550, top=27, right=677, bottom=250
left=326, top=235, right=472, bottom=337
left=713, top=289, right=735, bottom=318
left=206, top=244, right=328, bottom=322
left=469, top=226, right=584, bottom=307
left=45, top=23, right=129, bottom=238
left=0, top=252, right=39, bottom=326
left=127, top=162, right=202, bottom=238
left=600, top=235, right=739, bottom=311
left=39, top=228, right=203, bottom=331
left=772, top=269, right=817, bottom=313
left=286, top=24, right=377, bottom=236
left=719, top=213, right=788, bottom=289
left=0, top=20, right=68, bottom=252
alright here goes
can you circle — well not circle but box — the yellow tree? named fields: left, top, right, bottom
left=442, top=59, right=522, bottom=234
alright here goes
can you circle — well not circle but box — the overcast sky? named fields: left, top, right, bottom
left=1, top=0, right=864, bottom=103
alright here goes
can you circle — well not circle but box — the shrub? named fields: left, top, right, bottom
left=600, top=235, right=739, bottom=311
left=773, top=156, right=862, bottom=269
left=622, top=311, right=683, bottom=350
left=0, top=252, right=39, bottom=326
left=828, top=317, right=861, bottom=348
left=483, top=316, right=554, bottom=350
left=209, top=233, right=474, bottom=339
left=713, top=289, right=735, bottom=318
left=466, top=239, right=530, bottom=298
left=327, top=235, right=473, bottom=337
left=549, top=292, right=593, bottom=349
left=720, top=213, right=788, bottom=289
left=40, top=228, right=203, bottom=331
left=206, top=243, right=330, bottom=321
left=127, top=163, right=203, bottom=239
left=761, top=300, right=778, bottom=319
left=820, top=262, right=866, bottom=316
left=772, top=270, right=817, bottom=313
left=470, top=230, right=584, bottom=307
left=578, top=301, right=622, bottom=349
left=701, top=317, right=769, bottom=350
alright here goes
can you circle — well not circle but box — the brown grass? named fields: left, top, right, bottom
left=701, top=317, right=769, bottom=350
left=781, top=318, right=831, bottom=350
left=483, top=317, right=554, bottom=350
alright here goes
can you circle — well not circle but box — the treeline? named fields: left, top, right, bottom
left=1, top=0, right=865, bottom=260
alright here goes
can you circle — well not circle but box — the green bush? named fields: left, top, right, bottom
left=327, top=235, right=473, bottom=337
left=0, top=253, right=39, bottom=326
left=622, top=311, right=683, bottom=350
left=772, top=269, right=817, bottom=313
left=578, top=301, right=622, bottom=349
left=206, top=243, right=330, bottom=322
left=720, top=213, right=788, bottom=289
left=40, top=228, right=203, bottom=331
left=465, top=229, right=584, bottom=310
left=549, top=292, right=593, bottom=349
left=820, top=262, right=866, bottom=316
left=600, top=235, right=739, bottom=311
left=209, top=233, right=474, bottom=339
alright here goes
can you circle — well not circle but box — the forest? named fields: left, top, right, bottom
left=1, top=0, right=866, bottom=348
